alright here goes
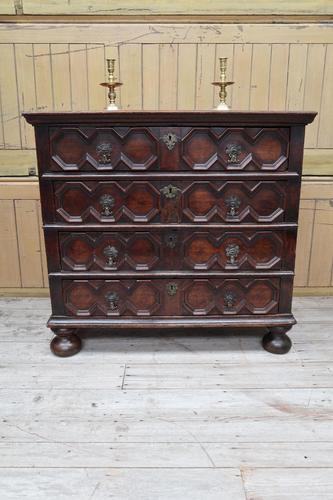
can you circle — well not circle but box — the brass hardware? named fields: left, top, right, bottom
left=105, top=291, right=119, bottom=310
left=165, top=232, right=178, bottom=249
left=226, top=144, right=242, bottom=163
left=162, top=132, right=178, bottom=151
left=224, top=291, right=237, bottom=308
left=161, top=184, right=180, bottom=199
left=211, top=57, right=234, bottom=111
left=225, top=195, right=241, bottom=217
left=225, top=244, right=240, bottom=264
left=99, top=58, right=123, bottom=111
left=103, top=245, right=118, bottom=265
left=166, top=282, right=178, bottom=296
left=99, top=194, right=115, bottom=216
left=96, top=143, right=112, bottom=164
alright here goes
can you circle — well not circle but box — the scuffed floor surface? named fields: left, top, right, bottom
left=0, top=296, right=332, bottom=499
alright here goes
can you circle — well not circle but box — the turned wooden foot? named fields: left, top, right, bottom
left=50, top=328, right=82, bottom=357
left=262, top=326, right=292, bottom=355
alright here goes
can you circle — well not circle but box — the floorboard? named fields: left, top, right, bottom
left=0, top=296, right=332, bottom=499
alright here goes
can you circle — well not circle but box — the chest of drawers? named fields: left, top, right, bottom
left=24, top=111, right=316, bottom=357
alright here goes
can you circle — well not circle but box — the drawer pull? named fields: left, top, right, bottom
left=224, top=291, right=237, bottom=308
left=166, top=282, right=178, bottom=296
left=226, top=143, right=242, bottom=163
left=103, top=245, right=118, bottom=265
left=99, top=194, right=115, bottom=216
left=225, top=244, right=240, bottom=264
left=225, top=195, right=241, bottom=216
left=162, top=132, right=178, bottom=151
left=165, top=231, right=178, bottom=249
left=105, top=291, right=119, bottom=310
left=161, top=184, right=180, bottom=199
left=96, top=143, right=112, bottom=164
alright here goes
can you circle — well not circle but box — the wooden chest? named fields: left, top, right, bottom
left=24, top=111, right=316, bottom=356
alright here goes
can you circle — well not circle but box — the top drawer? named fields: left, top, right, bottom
left=48, top=126, right=290, bottom=173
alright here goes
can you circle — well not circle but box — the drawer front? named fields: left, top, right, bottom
left=49, top=126, right=289, bottom=172
left=52, top=179, right=296, bottom=224
left=58, top=229, right=295, bottom=272
left=61, top=278, right=281, bottom=317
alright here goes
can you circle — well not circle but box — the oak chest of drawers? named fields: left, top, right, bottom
left=24, top=111, right=316, bottom=357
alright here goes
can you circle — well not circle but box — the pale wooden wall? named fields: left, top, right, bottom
left=0, top=23, right=332, bottom=175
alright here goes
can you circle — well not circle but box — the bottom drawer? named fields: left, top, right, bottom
left=57, top=277, right=287, bottom=317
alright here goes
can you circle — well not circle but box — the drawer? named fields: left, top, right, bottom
left=51, top=179, right=297, bottom=224
left=57, top=229, right=296, bottom=272
left=59, top=277, right=282, bottom=317
left=49, top=126, right=289, bottom=172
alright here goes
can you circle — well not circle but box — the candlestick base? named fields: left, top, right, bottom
left=107, top=103, right=119, bottom=111
left=216, top=102, right=230, bottom=111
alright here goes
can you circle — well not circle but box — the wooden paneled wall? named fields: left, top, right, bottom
left=0, top=179, right=332, bottom=296
left=0, top=22, right=332, bottom=175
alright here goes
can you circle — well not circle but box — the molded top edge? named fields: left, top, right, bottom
left=23, top=110, right=317, bottom=126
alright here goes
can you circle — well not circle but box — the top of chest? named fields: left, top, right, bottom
left=24, top=111, right=316, bottom=174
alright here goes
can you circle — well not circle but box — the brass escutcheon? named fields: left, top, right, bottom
left=162, top=132, right=178, bottom=151
left=225, top=195, right=241, bottom=217
left=225, top=244, right=240, bottom=264
left=166, top=282, right=178, bottom=296
left=96, top=143, right=112, bottom=164
left=161, top=184, right=180, bottom=199
left=224, top=291, right=237, bottom=308
left=165, top=231, right=178, bottom=249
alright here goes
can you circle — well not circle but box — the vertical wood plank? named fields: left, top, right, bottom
left=0, top=44, right=21, bottom=148
left=0, top=200, right=21, bottom=287
left=250, top=44, right=271, bottom=110
left=15, top=44, right=36, bottom=149
left=34, top=43, right=53, bottom=112
left=119, top=44, right=142, bottom=110
left=294, top=200, right=315, bottom=287
left=177, top=44, right=196, bottom=110
left=142, top=44, right=159, bottom=110
left=317, top=44, right=333, bottom=148
left=269, top=44, right=289, bottom=110
left=308, top=200, right=333, bottom=286
left=214, top=44, right=234, bottom=108
left=286, top=44, right=308, bottom=110
left=50, top=44, right=71, bottom=111
left=87, top=44, right=105, bottom=111
left=232, top=44, right=252, bottom=110
left=69, top=44, right=88, bottom=111
left=303, top=44, right=326, bottom=148
left=195, top=44, right=215, bottom=110
left=37, top=201, right=49, bottom=288
left=15, top=200, right=44, bottom=288
left=159, top=44, right=177, bottom=110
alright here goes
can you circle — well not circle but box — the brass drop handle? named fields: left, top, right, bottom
left=225, top=244, right=240, bottom=264
left=225, top=195, right=241, bottom=217
left=226, top=143, right=242, bottom=163
left=162, top=132, right=178, bottom=151
left=166, top=282, right=178, bottom=296
left=96, top=143, right=112, bottom=164
left=99, top=194, right=115, bottom=216
left=224, top=291, right=237, bottom=308
left=105, top=291, right=119, bottom=310
left=103, top=245, right=118, bottom=266
left=161, top=184, right=180, bottom=199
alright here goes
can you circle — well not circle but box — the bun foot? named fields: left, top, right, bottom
left=262, top=326, right=292, bottom=355
left=50, top=328, right=82, bottom=357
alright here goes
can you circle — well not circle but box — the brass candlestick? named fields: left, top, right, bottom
left=212, top=57, right=234, bottom=111
left=100, top=59, right=122, bottom=111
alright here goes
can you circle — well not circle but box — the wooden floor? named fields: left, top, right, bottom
left=0, top=297, right=332, bottom=499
